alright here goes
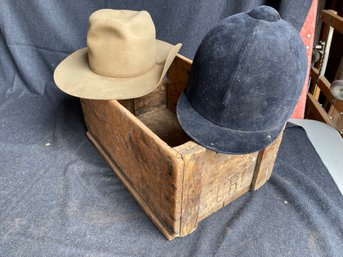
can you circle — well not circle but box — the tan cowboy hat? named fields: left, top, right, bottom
left=54, top=9, right=182, bottom=100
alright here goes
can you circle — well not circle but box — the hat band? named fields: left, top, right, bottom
left=89, top=60, right=157, bottom=79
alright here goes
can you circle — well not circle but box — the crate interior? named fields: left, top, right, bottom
left=118, top=82, right=191, bottom=147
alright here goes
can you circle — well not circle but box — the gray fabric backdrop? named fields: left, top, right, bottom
left=1, top=1, right=343, bottom=257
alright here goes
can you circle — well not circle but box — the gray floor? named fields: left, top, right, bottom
left=290, top=119, right=343, bottom=194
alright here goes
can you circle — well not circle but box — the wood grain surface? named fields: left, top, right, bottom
left=81, top=54, right=283, bottom=240
left=81, top=98, right=184, bottom=239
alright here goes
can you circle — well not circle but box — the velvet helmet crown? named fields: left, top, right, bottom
left=177, top=6, right=307, bottom=154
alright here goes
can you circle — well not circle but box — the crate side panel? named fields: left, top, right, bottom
left=175, top=142, right=206, bottom=236
left=134, top=83, right=167, bottom=116
left=251, top=130, right=284, bottom=190
left=81, top=99, right=184, bottom=236
left=197, top=151, right=258, bottom=221
left=166, top=54, right=192, bottom=114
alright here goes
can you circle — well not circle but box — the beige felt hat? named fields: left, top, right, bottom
left=54, top=9, right=182, bottom=100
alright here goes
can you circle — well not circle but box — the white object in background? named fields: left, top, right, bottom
left=289, top=119, right=343, bottom=194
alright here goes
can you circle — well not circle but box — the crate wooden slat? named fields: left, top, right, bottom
left=81, top=54, right=284, bottom=240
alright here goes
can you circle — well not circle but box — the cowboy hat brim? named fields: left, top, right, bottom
left=54, top=41, right=182, bottom=100
left=176, top=92, right=284, bottom=154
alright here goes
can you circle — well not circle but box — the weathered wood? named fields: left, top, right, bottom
left=328, top=107, right=343, bottom=136
left=137, top=107, right=189, bottom=147
left=86, top=131, right=176, bottom=240
left=309, top=67, right=319, bottom=96
left=118, top=99, right=135, bottom=114
left=118, top=83, right=166, bottom=116
left=306, top=93, right=336, bottom=127
left=172, top=132, right=283, bottom=236
left=321, top=9, right=343, bottom=34
left=311, top=10, right=339, bottom=99
left=316, top=76, right=343, bottom=112
left=80, top=53, right=284, bottom=240
left=166, top=54, right=192, bottom=113
left=134, top=82, right=167, bottom=116
left=174, top=142, right=205, bottom=236
left=308, top=10, right=343, bottom=137
left=310, top=67, right=319, bottom=81
left=196, top=150, right=257, bottom=221
left=251, top=130, right=284, bottom=190
left=307, top=10, right=343, bottom=137
left=80, top=98, right=184, bottom=238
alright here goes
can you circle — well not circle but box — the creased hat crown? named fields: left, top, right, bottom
left=87, top=9, right=156, bottom=78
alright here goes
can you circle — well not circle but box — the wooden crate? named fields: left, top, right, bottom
left=80, top=54, right=284, bottom=240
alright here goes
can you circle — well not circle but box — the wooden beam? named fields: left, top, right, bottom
left=317, top=76, right=343, bottom=112
left=309, top=67, right=320, bottom=98
left=307, top=93, right=336, bottom=127
left=310, top=67, right=319, bottom=81
left=321, top=10, right=343, bottom=34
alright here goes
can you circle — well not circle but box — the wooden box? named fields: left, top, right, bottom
left=80, top=54, right=283, bottom=240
